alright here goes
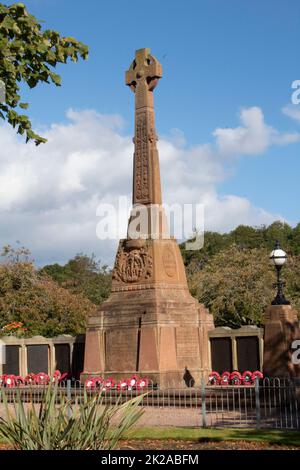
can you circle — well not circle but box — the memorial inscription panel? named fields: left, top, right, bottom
left=176, top=327, right=199, bottom=357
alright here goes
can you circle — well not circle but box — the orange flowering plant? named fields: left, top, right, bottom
left=1, top=321, right=28, bottom=337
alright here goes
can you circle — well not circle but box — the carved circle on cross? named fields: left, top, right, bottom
left=126, top=49, right=162, bottom=93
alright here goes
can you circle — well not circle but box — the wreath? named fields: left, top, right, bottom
left=103, top=378, right=115, bottom=391
left=93, top=376, right=104, bottom=389
left=242, top=370, right=253, bottom=385
left=128, top=375, right=139, bottom=388
left=137, top=378, right=149, bottom=390
left=230, top=371, right=242, bottom=385
left=117, top=379, right=128, bottom=391
left=14, top=375, right=25, bottom=386
left=35, top=372, right=50, bottom=385
left=84, top=377, right=96, bottom=390
left=251, top=371, right=263, bottom=382
left=52, top=370, right=61, bottom=382
left=208, top=371, right=221, bottom=385
left=25, top=373, right=37, bottom=385
left=4, top=375, right=15, bottom=388
left=221, top=371, right=231, bottom=385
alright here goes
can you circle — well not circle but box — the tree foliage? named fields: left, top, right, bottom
left=0, top=245, right=96, bottom=336
left=1, top=221, right=300, bottom=336
left=41, top=254, right=112, bottom=306
left=0, top=2, right=88, bottom=144
left=189, top=245, right=274, bottom=327
left=181, top=221, right=300, bottom=275
left=184, top=221, right=300, bottom=327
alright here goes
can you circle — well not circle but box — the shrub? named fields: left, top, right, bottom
left=0, top=383, right=144, bottom=450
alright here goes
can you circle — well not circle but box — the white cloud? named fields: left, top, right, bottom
left=282, top=105, right=300, bottom=124
left=0, top=106, right=295, bottom=266
left=214, top=106, right=300, bottom=157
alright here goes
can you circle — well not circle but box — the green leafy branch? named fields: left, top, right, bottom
left=0, top=2, right=88, bottom=145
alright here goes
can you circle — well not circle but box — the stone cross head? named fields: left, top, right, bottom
left=125, top=48, right=162, bottom=93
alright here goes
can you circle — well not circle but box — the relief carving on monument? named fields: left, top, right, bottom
left=148, top=111, right=157, bottom=144
left=163, top=246, right=176, bottom=278
left=135, top=111, right=150, bottom=201
left=112, top=243, right=153, bottom=283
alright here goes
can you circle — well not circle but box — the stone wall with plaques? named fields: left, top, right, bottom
left=3, top=345, right=20, bottom=376
left=0, top=335, right=85, bottom=378
left=209, top=326, right=264, bottom=373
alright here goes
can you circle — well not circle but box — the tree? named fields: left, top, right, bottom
left=188, top=244, right=300, bottom=328
left=41, top=254, right=112, bottom=306
left=189, top=245, right=274, bottom=328
left=0, top=2, right=88, bottom=145
left=264, top=221, right=293, bottom=251
left=0, top=245, right=96, bottom=336
left=229, top=224, right=265, bottom=249
left=180, top=231, right=231, bottom=275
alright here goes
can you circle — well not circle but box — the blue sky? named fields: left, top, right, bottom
left=1, top=0, right=300, bottom=265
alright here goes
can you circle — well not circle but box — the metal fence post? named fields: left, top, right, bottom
left=67, top=379, right=72, bottom=419
left=201, top=378, right=207, bottom=428
left=255, top=377, right=261, bottom=428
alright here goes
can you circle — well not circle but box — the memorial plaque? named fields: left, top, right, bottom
left=72, top=342, right=85, bottom=377
left=55, top=344, right=70, bottom=374
left=106, top=329, right=138, bottom=371
left=3, top=345, right=20, bottom=375
left=27, top=344, right=49, bottom=374
left=210, top=337, right=232, bottom=373
left=176, top=328, right=199, bottom=357
left=237, top=336, right=260, bottom=372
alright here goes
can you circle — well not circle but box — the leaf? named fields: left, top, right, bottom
left=49, top=72, right=61, bottom=86
left=0, top=2, right=88, bottom=144
left=0, top=384, right=144, bottom=450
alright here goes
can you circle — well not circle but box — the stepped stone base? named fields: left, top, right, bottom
left=82, top=238, right=214, bottom=388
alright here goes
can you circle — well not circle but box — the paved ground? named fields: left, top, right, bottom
left=0, top=403, right=291, bottom=428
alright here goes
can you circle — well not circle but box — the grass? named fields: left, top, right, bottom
left=1, top=427, right=299, bottom=448
left=124, top=427, right=300, bottom=446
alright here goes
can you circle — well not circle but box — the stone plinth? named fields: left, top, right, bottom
left=83, top=238, right=214, bottom=387
left=263, top=304, right=300, bottom=378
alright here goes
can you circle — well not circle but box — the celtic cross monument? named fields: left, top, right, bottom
left=82, top=48, right=214, bottom=387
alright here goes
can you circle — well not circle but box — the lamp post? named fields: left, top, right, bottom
left=269, top=240, right=290, bottom=305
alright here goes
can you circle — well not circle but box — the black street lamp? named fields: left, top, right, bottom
left=269, top=240, right=290, bottom=305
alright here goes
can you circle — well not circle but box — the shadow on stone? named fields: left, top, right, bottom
left=183, top=367, right=195, bottom=387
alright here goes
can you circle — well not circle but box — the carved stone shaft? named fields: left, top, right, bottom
left=126, top=48, right=162, bottom=206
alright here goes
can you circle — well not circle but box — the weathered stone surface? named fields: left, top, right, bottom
left=263, top=304, right=300, bottom=378
left=82, top=49, right=214, bottom=387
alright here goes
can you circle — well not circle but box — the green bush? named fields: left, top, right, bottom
left=0, top=384, right=144, bottom=450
